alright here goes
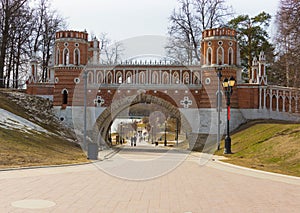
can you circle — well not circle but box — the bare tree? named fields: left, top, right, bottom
left=29, top=0, right=66, bottom=82
left=99, top=33, right=124, bottom=65
left=273, top=0, right=300, bottom=87
left=0, top=0, right=28, bottom=88
left=166, top=0, right=232, bottom=64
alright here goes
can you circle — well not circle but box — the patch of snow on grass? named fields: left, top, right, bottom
left=0, top=108, right=49, bottom=133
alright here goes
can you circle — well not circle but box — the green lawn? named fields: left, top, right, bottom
left=215, top=121, right=300, bottom=177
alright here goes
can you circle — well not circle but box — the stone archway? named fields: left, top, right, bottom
left=92, top=93, right=192, bottom=147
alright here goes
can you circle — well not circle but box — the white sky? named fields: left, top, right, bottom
left=51, top=0, right=279, bottom=41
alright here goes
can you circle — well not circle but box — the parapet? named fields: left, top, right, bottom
left=202, top=27, right=236, bottom=38
left=55, top=30, right=88, bottom=41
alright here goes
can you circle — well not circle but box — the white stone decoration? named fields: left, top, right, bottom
left=180, top=96, right=192, bottom=109
left=94, top=96, right=105, bottom=107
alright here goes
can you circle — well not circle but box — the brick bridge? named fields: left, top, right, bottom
left=26, top=28, right=300, bottom=150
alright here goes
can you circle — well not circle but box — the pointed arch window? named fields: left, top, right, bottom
left=194, top=72, right=201, bottom=84
left=106, top=72, right=113, bottom=84
left=62, top=89, right=68, bottom=105
left=228, top=47, right=233, bottom=65
left=139, top=72, right=145, bottom=84
left=63, top=48, right=69, bottom=65
left=126, top=72, right=132, bottom=84
left=183, top=72, right=190, bottom=84
left=116, top=71, right=123, bottom=84
left=217, top=47, right=224, bottom=65
left=56, top=49, right=60, bottom=65
left=207, top=47, right=212, bottom=65
left=152, top=71, right=158, bottom=84
left=97, top=72, right=103, bottom=84
left=172, top=72, right=180, bottom=84
left=162, top=72, right=169, bottom=84
left=74, top=48, right=80, bottom=65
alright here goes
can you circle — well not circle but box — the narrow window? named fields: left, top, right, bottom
left=62, top=89, right=68, bottom=105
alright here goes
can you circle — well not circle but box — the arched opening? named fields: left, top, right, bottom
left=74, top=48, right=80, bottom=65
left=56, top=49, right=60, bottom=65
left=162, top=72, right=169, bottom=84
left=97, top=72, right=103, bottom=84
left=272, top=95, right=277, bottom=111
left=193, top=72, right=201, bottom=85
left=126, top=72, right=132, bottom=84
left=106, top=72, right=113, bottom=84
left=116, top=71, right=122, bottom=84
left=183, top=72, right=189, bottom=84
left=92, top=93, right=192, bottom=148
left=279, top=96, right=283, bottom=112
left=217, top=47, right=224, bottom=65
left=139, top=72, right=145, bottom=84
left=62, top=89, right=68, bottom=105
left=63, top=48, right=69, bottom=65
left=285, top=97, right=290, bottom=112
left=228, top=47, right=233, bottom=65
left=207, top=47, right=212, bottom=65
left=152, top=71, right=159, bottom=84
left=172, top=72, right=180, bottom=84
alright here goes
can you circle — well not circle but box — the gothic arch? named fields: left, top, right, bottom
left=206, top=47, right=212, bottom=65
left=74, top=48, right=80, bottom=65
left=56, top=48, right=60, bottom=65
left=162, top=71, right=169, bottom=84
left=139, top=72, right=145, bottom=84
left=61, top=88, right=68, bottom=105
left=193, top=72, right=201, bottom=84
left=228, top=47, right=233, bottom=65
left=126, top=72, right=133, bottom=84
left=97, top=72, right=103, bottom=84
left=172, top=72, right=179, bottom=84
left=217, top=46, right=224, bottom=65
left=272, top=95, right=276, bottom=111
left=63, top=48, right=69, bottom=65
left=183, top=72, right=189, bottom=84
left=152, top=71, right=159, bottom=84
left=106, top=71, right=113, bottom=84
left=116, top=71, right=123, bottom=84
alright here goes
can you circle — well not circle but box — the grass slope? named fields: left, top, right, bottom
left=216, top=120, right=300, bottom=177
left=0, top=90, right=89, bottom=168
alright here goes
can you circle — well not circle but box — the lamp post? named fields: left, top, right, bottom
left=120, top=122, right=123, bottom=144
left=222, top=76, right=235, bottom=154
left=164, top=121, right=167, bottom=146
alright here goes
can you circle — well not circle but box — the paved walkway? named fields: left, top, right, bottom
left=1, top=147, right=300, bottom=213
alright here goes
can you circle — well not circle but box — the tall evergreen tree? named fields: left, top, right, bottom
left=228, top=12, right=274, bottom=81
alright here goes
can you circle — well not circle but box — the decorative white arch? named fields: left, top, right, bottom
left=63, top=48, right=69, bottom=65
left=206, top=47, right=212, bottom=65
left=74, top=48, right=80, bottom=65
left=228, top=47, right=233, bottom=65
left=217, top=46, right=224, bottom=65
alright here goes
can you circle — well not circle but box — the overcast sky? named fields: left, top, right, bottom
left=51, top=0, right=279, bottom=41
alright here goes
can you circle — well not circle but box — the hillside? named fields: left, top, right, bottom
left=0, top=89, right=89, bottom=168
left=216, top=120, right=300, bottom=177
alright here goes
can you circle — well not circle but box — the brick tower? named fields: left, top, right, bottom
left=53, top=30, right=100, bottom=108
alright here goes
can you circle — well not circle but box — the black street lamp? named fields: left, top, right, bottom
left=120, top=122, right=123, bottom=144
left=222, top=76, right=235, bottom=154
left=164, top=121, right=167, bottom=146
left=151, top=125, right=154, bottom=144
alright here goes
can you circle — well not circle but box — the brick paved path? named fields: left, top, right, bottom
left=1, top=147, right=300, bottom=213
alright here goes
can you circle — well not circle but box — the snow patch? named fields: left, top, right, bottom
left=0, top=108, right=49, bottom=134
